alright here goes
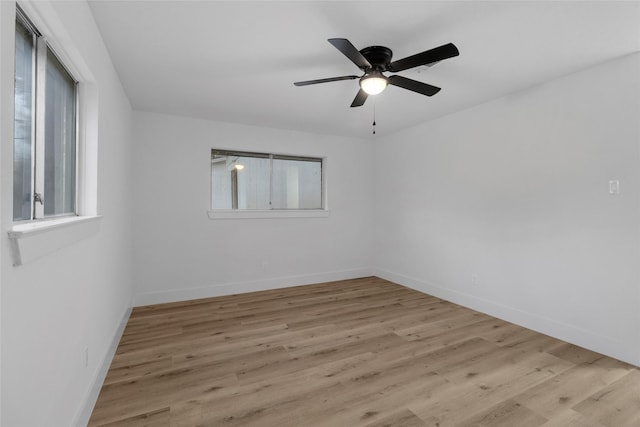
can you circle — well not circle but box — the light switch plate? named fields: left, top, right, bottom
left=609, top=180, right=620, bottom=195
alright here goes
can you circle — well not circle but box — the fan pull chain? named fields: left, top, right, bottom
left=372, top=103, right=376, bottom=135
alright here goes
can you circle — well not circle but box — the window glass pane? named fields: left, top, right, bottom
left=211, top=160, right=232, bottom=209
left=271, top=158, right=322, bottom=209
left=13, top=20, right=34, bottom=221
left=211, top=153, right=270, bottom=210
left=44, top=48, right=76, bottom=216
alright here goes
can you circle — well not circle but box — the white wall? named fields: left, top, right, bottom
left=132, top=111, right=374, bottom=305
left=0, top=1, right=134, bottom=425
left=374, top=53, right=640, bottom=365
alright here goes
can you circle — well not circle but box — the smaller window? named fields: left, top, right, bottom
left=211, top=149, right=324, bottom=210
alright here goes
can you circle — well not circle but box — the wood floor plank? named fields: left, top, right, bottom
left=99, top=408, right=170, bottom=427
left=454, top=399, right=547, bottom=427
left=89, top=370, right=237, bottom=425
left=539, top=409, right=606, bottom=427
left=494, top=327, right=564, bottom=352
left=547, top=342, right=609, bottom=365
left=102, top=357, right=172, bottom=386
left=512, top=356, right=633, bottom=420
left=362, top=408, right=426, bottom=427
left=237, top=333, right=409, bottom=385
left=406, top=345, right=572, bottom=426
left=168, top=358, right=360, bottom=426
left=89, top=277, right=639, bottom=426
left=571, top=369, right=640, bottom=425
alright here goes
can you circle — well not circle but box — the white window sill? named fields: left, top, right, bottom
left=207, top=209, right=330, bottom=219
left=8, top=215, right=102, bottom=266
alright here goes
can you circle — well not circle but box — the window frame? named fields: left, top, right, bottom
left=13, top=5, right=79, bottom=223
left=209, top=148, right=329, bottom=220
left=8, top=1, right=101, bottom=267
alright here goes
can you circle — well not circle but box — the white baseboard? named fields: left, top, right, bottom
left=134, top=268, right=373, bottom=307
left=374, top=268, right=639, bottom=367
left=73, top=306, right=132, bottom=427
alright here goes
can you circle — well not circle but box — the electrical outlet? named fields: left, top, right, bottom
left=471, top=274, right=479, bottom=285
left=84, top=347, right=89, bottom=368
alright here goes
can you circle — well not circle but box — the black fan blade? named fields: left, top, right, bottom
left=350, top=89, right=368, bottom=107
left=294, top=75, right=359, bottom=86
left=388, top=75, right=441, bottom=96
left=328, top=38, right=372, bottom=70
left=389, top=43, right=459, bottom=72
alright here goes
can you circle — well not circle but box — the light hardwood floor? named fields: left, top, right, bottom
left=89, top=277, right=639, bottom=426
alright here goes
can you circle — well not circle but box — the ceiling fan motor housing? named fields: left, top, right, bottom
left=359, top=46, right=393, bottom=71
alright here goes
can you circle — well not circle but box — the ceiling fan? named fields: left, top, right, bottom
left=294, top=38, right=459, bottom=107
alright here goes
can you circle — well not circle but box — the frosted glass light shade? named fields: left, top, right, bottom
left=360, top=75, right=388, bottom=95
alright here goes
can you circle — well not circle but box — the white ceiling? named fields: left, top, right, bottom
left=88, top=1, right=640, bottom=138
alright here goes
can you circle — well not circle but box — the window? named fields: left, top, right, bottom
left=13, top=7, right=78, bottom=222
left=211, top=149, right=324, bottom=211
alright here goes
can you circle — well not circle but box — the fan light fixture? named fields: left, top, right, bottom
left=234, top=163, right=244, bottom=170
left=294, top=39, right=459, bottom=108
left=360, top=72, right=387, bottom=95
